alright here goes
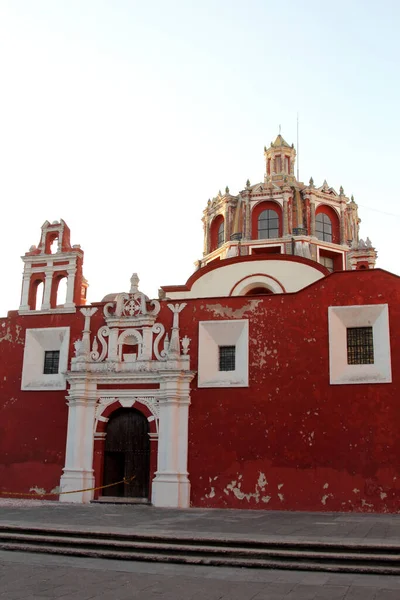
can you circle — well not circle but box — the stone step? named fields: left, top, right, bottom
left=1, top=541, right=400, bottom=575
left=1, top=530, right=399, bottom=566
left=1, top=525, right=399, bottom=574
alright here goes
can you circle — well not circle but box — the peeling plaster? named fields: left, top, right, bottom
left=321, top=494, right=333, bottom=505
left=205, top=299, right=262, bottom=318
left=224, top=472, right=270, bottom=504
left=29, top=486, right=46, bottom=495
left=0, top=323, right=24, bottom=345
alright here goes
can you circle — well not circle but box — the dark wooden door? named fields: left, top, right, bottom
left=102, top=408, right=150, bottom=499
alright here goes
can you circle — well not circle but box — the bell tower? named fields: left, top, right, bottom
left=19, top=220, right=88, bottom=314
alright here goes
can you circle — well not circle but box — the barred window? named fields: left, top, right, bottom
left=316, top=213, right=332, bottom=243
left=43, top=350, right=60, bottom=374
left=219, top=346, right=236, bottom=371
left=258, top=209, right=279, bottom=239
left=347, top=327, right=374, bottom=365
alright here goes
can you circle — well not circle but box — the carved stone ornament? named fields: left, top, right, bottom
left=74, top=339, right=86, bottom=358
left=181, top=336, right=191, bottom=355
left=104, top=274, right=160, bottom=320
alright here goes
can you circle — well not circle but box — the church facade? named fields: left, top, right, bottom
left=1, top=135, right=399, bottom=513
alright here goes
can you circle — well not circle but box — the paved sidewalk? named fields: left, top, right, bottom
left=0, top=499, right=399, bottom=545
left=1, top=549, right=400, bottom=599
left=1, top=501, right=400, bottom=598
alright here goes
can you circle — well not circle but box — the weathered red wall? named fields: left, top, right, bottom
left=1, top=269, right=400, bottom=512
left=176, top=269, right=400, bottom=513
left=0, top=310, right=87, bottom=499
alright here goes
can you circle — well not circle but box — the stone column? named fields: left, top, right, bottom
left=59, top=378, right=97, bottom=503
left=340, top=201, right=346, bottom=245
left=203, top=218, right=209, bottom=255
left=283, top=198, right=289, bottom=236
left=224, top=205, right=229, bottom=243
left=310, top=199, right=316, bottom=237
left=151, top=372, right=193, bottom=508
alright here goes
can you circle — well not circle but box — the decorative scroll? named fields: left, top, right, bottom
left=152, top=323, right=168, bottom=361
left=91, top=326, right=109, bottom=362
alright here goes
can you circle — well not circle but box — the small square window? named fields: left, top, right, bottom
left=347, top=327, right=374, bottom=365
left=43, top=350, right=60, bottom=374
left=219, top=346, right=236, bottom=371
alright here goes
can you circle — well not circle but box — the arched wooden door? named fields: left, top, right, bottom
left=102, top=408, right=150, bottom=500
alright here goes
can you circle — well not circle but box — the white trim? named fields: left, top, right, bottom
left=249, top=243, right=284, bottom=254
left=317, top=246, right=345, bottom=270
left=328, top=304, right=392, bottom=385
left=198, top=319, right=249, bottom=387
left=230, top=274, right=284, bottom=295
left=21, top=327, right=70, bottom=390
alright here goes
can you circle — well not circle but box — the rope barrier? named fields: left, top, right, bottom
left=0, top=475, right=136, bottom=498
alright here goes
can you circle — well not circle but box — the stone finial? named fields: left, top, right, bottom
left=264, top=145, right=267, bottom=152
left=218, top=189, right=222, bottom=197
left=225, top=186, right=230, bottom=194
left=366, top=237, right=372, bottom=248
left=351, top=195, right=355, bottom=203
left=130, top=273, right=139, bottom=294
left=309, top=177, right=314, bottom=187
left=207, top=198, right=211, bottom=205
left=339, top=185, right=344, bottom=195
left=246, top=179, right=250, bottom=188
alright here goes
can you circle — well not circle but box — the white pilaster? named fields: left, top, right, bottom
left=59, top=378, right=97, bottom=503
left=65, top=268, right=76, bottom=308
left=41, top=269, right=53, bottom=310
left=151, top=373, right=192, bottom=508
left=19, top=273, right=31, bottom=311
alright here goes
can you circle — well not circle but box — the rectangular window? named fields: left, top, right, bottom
left=320, top=256, right=334, bottom=272
left=43, top=350, right=60, bottom=374
left=219, top=345, right=236, bottom=371
left=347, top=327, right=374, bottom=365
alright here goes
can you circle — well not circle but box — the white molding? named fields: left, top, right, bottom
left=230, top=274, right=284, bottom=295
left=328, top=304, right=392, bottom=385
left=249, top=242, right=284, bottom=254
left=198, top=319, right=249, bottom=387
left=21, top=327, right=70, bottom=390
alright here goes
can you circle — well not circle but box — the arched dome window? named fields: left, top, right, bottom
left=315, top=205, right=340, bottom=244
left=209, top=215, right=225, bottom=252
left=316, top=213, right=332, bottom=243
left=258, top=209, right=279, bottom=239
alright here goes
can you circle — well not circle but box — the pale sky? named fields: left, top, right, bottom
left=1, top=0, right=399, bottom=317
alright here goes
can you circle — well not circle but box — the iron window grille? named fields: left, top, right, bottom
left=219, top=345, right=236, bottom=371
left=43, top=350, right=60, bottom=374
left=258, top=209, right=279, bottom=239
left=316, top=213, right=332, bottom=243
left=347, top=327, right=374, bottom=365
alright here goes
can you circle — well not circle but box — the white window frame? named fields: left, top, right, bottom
left=21, top=327, right=70, bottom=390
left=328, top=304, right=391, bottom=385
left=198, top=320, right=249, bottom=387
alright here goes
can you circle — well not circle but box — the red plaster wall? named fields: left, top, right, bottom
left=2, top=269, right=400, bottom=513
left=171, top=269, right=400, bottom=513
left=0, top=310, right=87, bottom=499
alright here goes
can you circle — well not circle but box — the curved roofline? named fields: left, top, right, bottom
left=161, top=254, right=330, bottom=293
